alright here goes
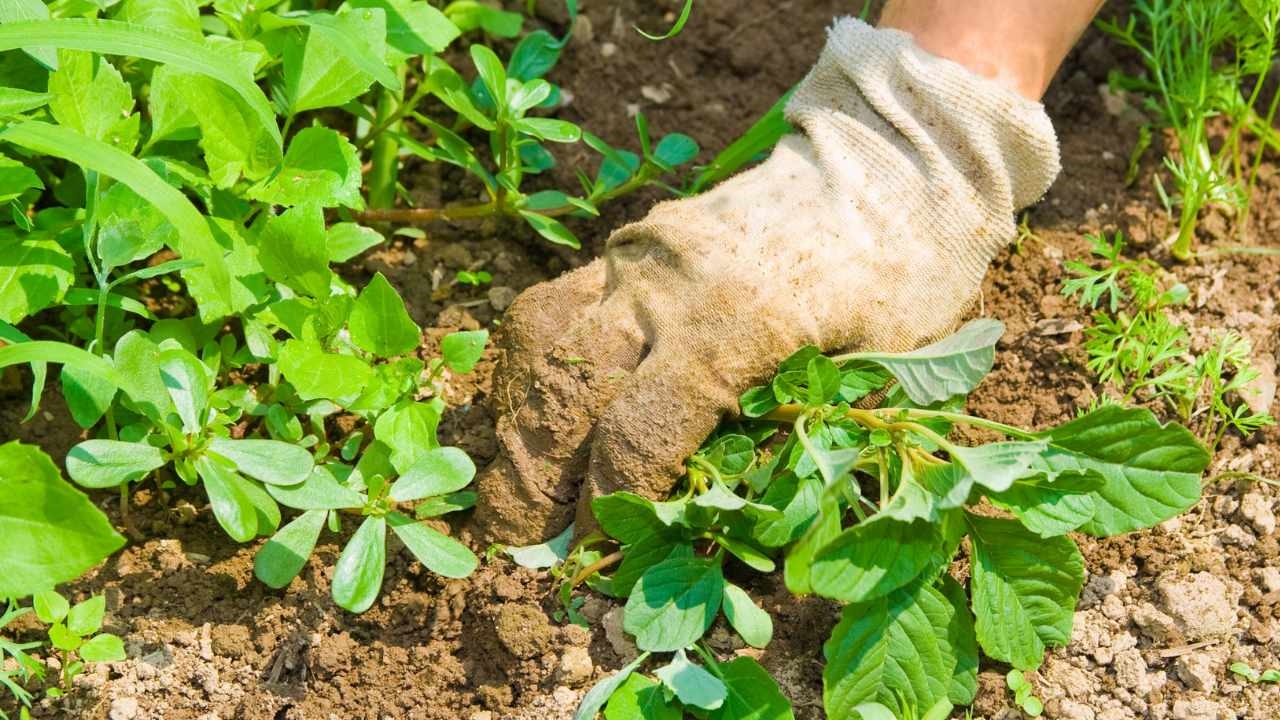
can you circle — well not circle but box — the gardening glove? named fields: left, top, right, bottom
left=473, top=17, right=1060, bottom=544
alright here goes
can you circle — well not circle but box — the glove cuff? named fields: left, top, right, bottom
left=786, top=17, right=1060, bottom=279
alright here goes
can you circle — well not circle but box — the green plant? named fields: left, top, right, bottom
left=1006, top=670, right=1043, bottom=717
left=30, top=591, right=125, bottom=696
left=455, top=269, right=492, bottom=286
left=0, top=601, right=42, bottom=719
left=1063, top=231, right=1273, bottom=447
left=1229, top=661, right=1280, bottom=683
left=254, top=442, right=479, bottom=613
left=1098, top=0, right=1280, bottom=259
left=555, top=319, right=1209, bottom=719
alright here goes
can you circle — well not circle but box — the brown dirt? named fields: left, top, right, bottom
left=4, top=1, right=1280, bottom=719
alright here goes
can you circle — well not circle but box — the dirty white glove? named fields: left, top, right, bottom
left=474, top=17, right=1060, bottom=544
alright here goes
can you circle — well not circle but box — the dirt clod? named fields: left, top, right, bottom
left=494, top=603, right=556, bottom=659
left=1157, top=573, right=1241, bottom=642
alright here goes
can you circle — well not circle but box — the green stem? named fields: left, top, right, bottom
left=367, top=68, right=409, bottom=210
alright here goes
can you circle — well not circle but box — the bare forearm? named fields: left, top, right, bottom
left=877, top=0, right=1105, bottom=99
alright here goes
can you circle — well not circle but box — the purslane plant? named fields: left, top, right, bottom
left=1063, top=231, right=1273, bottom=448
left=560, top=319, right=1209, bottom=719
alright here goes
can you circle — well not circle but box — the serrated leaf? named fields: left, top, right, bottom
left=655, top=649, right=726, bottom=710
left=387, top=511, right=476, bottom=578
left=256, top=203, right=332, bottom=299
left=66, top=440, right=166, bottom=489
left=332, top=515, right=386, bottom=613
left=624, top=555, right=724, bottom=652
left=967, top=513, right=1084, bottom=670
left=1036, top=405, right=1209, bottom=536
left=47, top=50, right=135, bottom=149
left=722, top=582, right=772, bottom=648
left=823, top=580, right=957, bottom=718
left=0, top=230, right=73, bottom=324
left=249, top=126, right=362, bottom=208
left=277, top=338, right=374, bottom=403
left=849, top=319, right=1004, bottom=404
left=255, top=508, right=326, bottom=588
left=275, top=8, right=387, bottom=113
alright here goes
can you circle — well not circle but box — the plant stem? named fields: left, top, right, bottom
left=367, top=72, right=407, bottom=211
left=569, top=550, right=623, bottom=588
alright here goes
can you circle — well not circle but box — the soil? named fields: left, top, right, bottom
left=3, top=1, right=1280, bottom=719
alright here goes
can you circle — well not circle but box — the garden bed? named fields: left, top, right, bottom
left=4, top=1, right=1280, bottom=719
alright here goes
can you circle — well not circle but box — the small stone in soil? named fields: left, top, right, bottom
left=1156, top=572, right=1241, bottom=641
left=488, top=286, right=518, bottom=312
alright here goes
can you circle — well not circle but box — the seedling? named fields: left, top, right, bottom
left=1006, top=670, right=1043, bottom=717
left=1099, top=1, right=1280, bottom=257
left=254, top=440, right=478, bottom=613
left=31, top=591, right=124, bottom=695
left=565, top=319, right=1209, bottom=718
left=1229, top=661, right=1280, bottom=684
left=0, top=601, right=42, bottom=718
left=1063, top=231, right=1273, bottom=447
left=455, top=270, right=492, bottom=287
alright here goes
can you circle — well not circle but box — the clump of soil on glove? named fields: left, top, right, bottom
left=4, top=1, right=1280, bottom=718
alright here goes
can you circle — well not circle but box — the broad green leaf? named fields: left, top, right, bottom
left=267, top=465, right=365, bottom=510
left=710, top=656, right=795, bottom=720
left=614, top=533, right=683, bottom=598
left=0, top=441, right=125, bottom=598
left=195, top=455, right=259, bottom=543
left=967, top=513, right=1084, bottom=670
left=784, top=493, right=840, bottom=595
left=389, top=446, right=474, bottom=501
left=66, top=595, right=104, bottom=636
left=809, top=515, right=941, bottom=603
left=806, top=356, right=841, bottom=406
left=0, top=121, right=235, bottom=319
left=1037, top=406, right=1209, bottom=536
left=66, top=440, right=166, bottom=489
left=255, top=204, right=332, bottom=299
left=326, top=222, right=383, bottom=262
left=147, top=64, right=200, bottom=144
left=988, top=474, right=1101, bottom=538
left=47, top=50, right=136, bottom=149
left=236, top=462, right=284, bottom=535
left=332, top=515, right=386, bottom=613
left=938, top=575, right=978, bottom=705
left=120, top=0, right=203, bottom=38
left=574, top=652, right=651, bottom=720
left=624, top=555, right=724, bottom=652
left=0, top=19, right=280, bottom=146
left=277, top=339, right=374, bottom=403
left=248, top=126, right=362, bottom=208
left=655, top=650, right=726, bottom=710
left=0, top=150, right=42, bottom=202
left=78, top=633, right=126, bottom=662
left=207, top=438, right=314, bottom=486
left=96, top=179, right=176, bottom=270
left=48, top=622, right=80, bottom=651
left=387, top=511, right=477, bottom=578
left=604, top=672, right=680, bottom=720
left=505, top=522, right=574, bottom=570
left=349, top=0, right=459, bottom=55
left=160, top=71, right=282, bottom=187
left=823, top=581, right=957, bottom=718
left=948, top=440, right=1047, bottom=493
left=0, top=230, right=73, bottom=324
left=592, top=492, right=667, bottom=544
left=714, top=533, right=775, bottom=572
left=847, top=319, right=1004, bottom=404
left=159, top=348, right=210, bottom=434
left=652, top=133, right=698, bottom=168
left=112, top=330, right=170, bottom=421
left=255, top=509, right=327, bottom=588
left=508, top=30, right=560, bottom=81
left=373, top=399, right=441, bottom=473
left=446, top=1, right=521, bottom=38
left=33, top=590, right=69, bottom=624
left=349, top=272, right=420, bottom=357
left=752, top=474, right=821, bottom=548
left=275, top=8, right=387, bottom=114
left=722, top=582, right=772, bottom=648
left=440, top=329, right=487, bottom=373
left=519, top=210, right=580, bottom=248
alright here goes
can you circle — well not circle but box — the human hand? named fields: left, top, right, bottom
left=473, top=18, right=1060, bottom=544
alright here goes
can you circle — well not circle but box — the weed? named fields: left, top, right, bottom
left=1062, top=231, right=1273, bottom=447
left=1006, top=670, right=1044, bottom=717
left=510, top=320, right=1210, bottom=719
left=1098, top=0, right=1280, bottom=258
left=1230, top=661, right=1280, bottom=683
